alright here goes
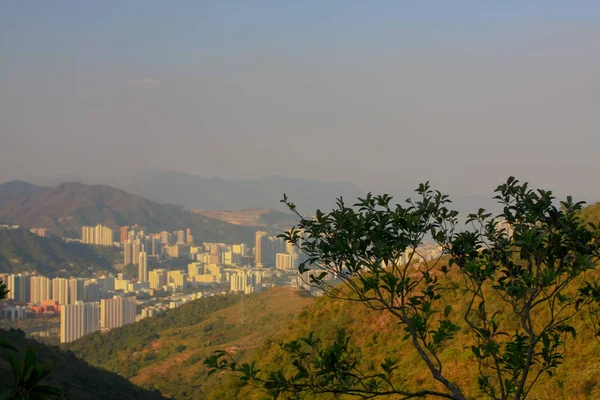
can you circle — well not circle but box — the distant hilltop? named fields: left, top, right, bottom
left=0, top=180, right=257, bottom=243
left=117, top=171, right=365, bottom=213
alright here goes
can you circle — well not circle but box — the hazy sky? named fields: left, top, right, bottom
left=1, top=1, right=600, bottom=197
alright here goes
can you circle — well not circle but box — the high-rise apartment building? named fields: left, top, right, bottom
left=255, top=231, right=269, bottom=267
left=7, top=274, right=31, bottom=303
left=186, top=228, right=194, bottom=245
left=124, top=238, right=141, bottom=265
left=187, top=262, right=203, bottom=278
left=276, top=253, right=293, bottom=271
left=51, top=278, right=70, bottom=305
left=69, top=278, right=85, bottom=304
left=150, top=236, right=163, bottom=257
left=232, top=243, right=247, bottom=256
left=100, top=296, right=136, bottom=330
left=120, top=226, right=129, bottom=243
left=60, top=301, right=100, bottom=343
left=84, top=280, right=101, bottom=302
left=81, top=224, right=114, bottom=246
left=230, top=271, right=263, bottom=294
left=176, top=230, right=186, bottom=244
left=30, top=276, right=52, bottom=304
left=149, top=269, right=167, bottom=289
left=0, top=273, right=9, bottom=287
left=97, top=276, right=115, bottom=292
left=167, top=270, right=188, bottom=292
left=138, top=248, right=148, bottom=282
left=160, top=231, right=172, bottom=245
left=270, top=237, right=286, bottom=261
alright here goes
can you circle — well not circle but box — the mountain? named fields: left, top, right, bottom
left=68, top=288, right=314, bottom=399
left=0, top=328, right=165, bottom=399
left=0, top=228, right=118, bottom=276
left=72, top=286, right=600, bottom=400
left=0, top=181, right=258, bottom=243
left=123, top=171, right=364, bottom=213
left=193, top=208, right=298, bottom=230
left=0, top=180, right=47, bottom=196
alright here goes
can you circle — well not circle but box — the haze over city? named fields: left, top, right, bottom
left=2, top=1, right=600, bottom=198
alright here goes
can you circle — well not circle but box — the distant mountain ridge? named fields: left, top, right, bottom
left=0, top=181, right=257, bottom=243
left=123, top=171, right=365, bottom=213
left=0, top=180, right=48, bottom=195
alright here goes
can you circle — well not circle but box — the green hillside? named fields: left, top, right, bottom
left=0, top=328, right=165, bottom=400
left=67, top=280, right=600, bottom=400
left=0, top=181, right=258, bottom=243
left=578, top=202, right=600, bottom=227
left=68, top=288, right=314, bottom=399
left=0, top=228, right=118, bottom=276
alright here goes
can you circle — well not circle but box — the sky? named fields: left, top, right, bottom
left=1, top=1, right=600, bottom=198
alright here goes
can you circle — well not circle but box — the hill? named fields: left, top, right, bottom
left=0, top=328, right=165, bottom=399
left=0, top=180, right=47, bottom=196
left=193, top=208, right=298, bottom=230
left=67, top=282, right=600, bottom=400
left=68, top=288, right=314, bottom=399
left=123, top=171, right=364, bottom=213
left=578, top=202, right=600, bottom=227
left=0, top=228, right=117, bottom=276
left=0, top=181, right=258, bottom=243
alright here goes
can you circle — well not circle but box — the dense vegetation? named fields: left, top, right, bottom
left=215, top=283, right=600, bottom=400
left=0, top=181, right=257, bottom=243
left=210, top=178, right=600, bottom=400
left=0, top=328, right=165, bottom=399
left=0, top=228, right=117, bottom=276
left=69, top=289, right=313, bottom=399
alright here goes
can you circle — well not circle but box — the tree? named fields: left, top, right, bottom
left=206, top=177, right=600, bottom=400
left=0, top=279, right=61, bottom=399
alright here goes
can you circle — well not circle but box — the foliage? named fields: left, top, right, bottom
left=0, top=346, right=61, bottom=400
left=68, top=294, right=240, bottom=374
left=69, top=289, right=312, bottom=399
left=207, top=177, right=600, bottom=400
left=0, top=328, right=164, bottom=400
left=0, top=279, right=62, bottom=400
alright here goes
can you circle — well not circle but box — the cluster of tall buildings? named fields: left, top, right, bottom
left=0, top=273, right=103, bottom=305
left=0, top=225, right=320, bottom=343
left=190, top=242, right=251, bottom=266
left=81, top=224, right=114, bottom=246
left=0, top=272, right=140, bottom=343
left=230, top=270, right=263, bottom=294
left=60, top=295, right=138, bottom=343
left=60, top=302, right=100, bottom=343
left=255, top=231, right=287, bottom=267
left=100, top=296, right=136, bottom=330
left=121, top=226, right=200, bottom=265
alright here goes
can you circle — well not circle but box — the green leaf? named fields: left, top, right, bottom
left=444, top=305, right=452, bottom=318
left=31, top=385, right=62, bottom=395
left=0, top=336, right=17, bottom=352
